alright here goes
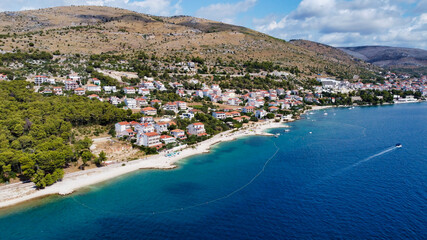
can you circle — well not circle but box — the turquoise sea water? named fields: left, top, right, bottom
left=0, top=103, right=426, bottom=239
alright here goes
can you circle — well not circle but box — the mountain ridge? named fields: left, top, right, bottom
left=0, top=6, right=380, bottom=79
left=339, top=46, right=427, bottom=75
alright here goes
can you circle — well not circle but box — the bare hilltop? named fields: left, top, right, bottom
left=0, top=6, right=379, bottom=79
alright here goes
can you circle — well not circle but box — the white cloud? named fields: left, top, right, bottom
left=0, top=0, right=182, bottom=16
left=195, top=0, right=257, bottom=24
left=254, top=0, right=427, bottom=49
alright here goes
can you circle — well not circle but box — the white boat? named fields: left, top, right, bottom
left=396, top=143, right=402, bottom=148
left=324, top=113, right=328, bottom=116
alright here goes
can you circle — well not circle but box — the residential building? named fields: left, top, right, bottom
left=74, top=88, right=85, bottom=96
left=115, top=122, right=130, bottom=136
left=86, top=84, right=101, bottom=92
left=155, top=122, right=169, bottom=133
left=103, top=86, right=117, bottom=93
left=187, top=122, right=206, bottom=136
left=255, top=109, right=267, bottom=119
left=124, top=98, right=137, bottom=109
left=171, top=129, right=186, bottom=139
left=64, top=80, right=79, bottom=91
left=160, top=135, right=176, bottom=144
left=138, top=132, right=161, bottom=148
left=141, top=107, right=157, bottom=116
left=34, top=75, right=48, bottom=85
left=212, top=112, right=226, bottom=119
left=52, top=87, right=63, bottom=95
left=123, top=87, right=136, bottom=95
left=242, top=106, right=255, bottom=113
left=175, top=101, right=187, bottom=109
left=92, top=78, right=101, bottom=85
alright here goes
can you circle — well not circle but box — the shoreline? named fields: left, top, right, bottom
left=0, top=120, right=290, bottom=209
left=0, top=102, right=422, bottom=210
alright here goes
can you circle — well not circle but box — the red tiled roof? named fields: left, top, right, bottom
left=142, top=107, right=156, bottom=111
left=171, top=129, right=184, bottom=132
left=145, top=132, right=159, bottom=137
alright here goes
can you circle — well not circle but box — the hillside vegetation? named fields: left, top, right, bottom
left=0, top=6, right=379, bottom=79
left=0, top=81, right=130, bottom=187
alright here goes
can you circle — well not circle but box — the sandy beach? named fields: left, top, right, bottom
left=0, top=119, right=294, bottom=209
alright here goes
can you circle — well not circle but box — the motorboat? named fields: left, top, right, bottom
left=395, top=143, right=402, bottom=148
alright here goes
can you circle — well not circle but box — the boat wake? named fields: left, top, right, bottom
left=309, top=146, right=398, bottom=186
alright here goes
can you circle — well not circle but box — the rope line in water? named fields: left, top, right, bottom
left=71, top=140, right=280, bottom=216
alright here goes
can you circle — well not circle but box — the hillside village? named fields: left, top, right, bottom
left=9, top=59, right=424, bottom=154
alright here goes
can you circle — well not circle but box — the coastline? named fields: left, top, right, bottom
left=0, top=119, right=292, bottom=209
left=0, top=103, right=412, bottom=209
left=4, top=102, right=415, bottom=210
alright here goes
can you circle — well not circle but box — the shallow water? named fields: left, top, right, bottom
left=0, top=103, right=426, bottom=239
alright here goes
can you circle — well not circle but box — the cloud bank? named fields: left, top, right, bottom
left=254, top=0, right=427, bottom=49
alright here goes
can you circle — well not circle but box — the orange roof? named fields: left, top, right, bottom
left=193, top=122, right=204, bottom=126
left=142, top=107, right=156, bottom=111
left=118, top=121, right=130, bottom=125
left=171, top=129, right=184, bottom=132
left=145, top=132, right=159, bottom=137
left=245, top=106, right=255, bottom=109
left=75, top=88, right=84, bottom=91
left=160, top=135, right=173, bottom=139
left=87, top=84, right=97, bottom=87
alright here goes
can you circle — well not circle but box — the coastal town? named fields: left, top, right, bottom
left=24, top=65, right=427, bottom=151
left=1, top=57, right=425, bottom=155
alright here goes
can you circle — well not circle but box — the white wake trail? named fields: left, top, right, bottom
left=310, top=146, right=398, bottom=186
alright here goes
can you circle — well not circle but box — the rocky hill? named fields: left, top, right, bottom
left=339, top=46, right=427, bottom=75
left=0, top=6, right=378, bottom=79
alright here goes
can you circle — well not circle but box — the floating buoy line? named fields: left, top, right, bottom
left=72, top=140, right=281, bottom=216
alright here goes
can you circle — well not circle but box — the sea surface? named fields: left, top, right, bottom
left=0, top=103, right=426, bottom=239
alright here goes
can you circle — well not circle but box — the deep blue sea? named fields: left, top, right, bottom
left=0, top=103, right=426, bottom=239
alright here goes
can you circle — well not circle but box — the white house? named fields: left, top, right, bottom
left=155, top=122, right=169, bottom=133
left=124, top=87, right=136, bottom=95
left=212, top=112, right=226, bottom=120
left=187, top=122, right=206, bottom=136
left=242, top=106, right=255, bottom=113
left=180, top=112, right=194, bottom=119
left=86, top=84, right=101, bottom=92
left=64, top=80, right=79, bottom=91
left=171, top=129, right=186, bottom=139
left=138, top=88, right=150, bottom=96
left=92, top=78, right=101, bottom=85
left=115, top=122, right=130, bottom=136
left=141, top=107, right=157, bottom=116
left=74, top=88, right=85, bottom=96
left=110, top=96, right=121, bottom=105
left=137, top=132, right=161, bottom=147
left=175, top=101, right=187, bottom=109
left=255, top=109, right=267, bottom=119
left=163, top=102, right=178, bottom=113
left=53, top=87, right=63, bottom=95
left=34, top=75, right=48, bottom=85
left=160, top=135, right=176, bottom=144
left=103, top=86, right=117, bottom=93
left=125, top=98, right=137, bottom=109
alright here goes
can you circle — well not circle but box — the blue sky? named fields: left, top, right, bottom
left=0, top=0, right=425, bottom=49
